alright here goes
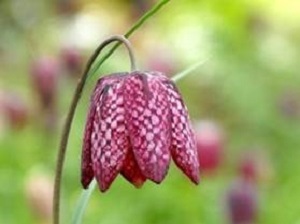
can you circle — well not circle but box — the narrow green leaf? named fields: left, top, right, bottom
left=71, top=180, right=97, bottom=224
left=171, top=57, right=211, bottom=82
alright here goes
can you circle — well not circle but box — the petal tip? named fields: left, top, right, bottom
left=132, top=178, right=146, bottom=188
left=81, top=182, right=89, bottom=190
left=99, top=182, right=111, bottom=193
left=141, top=162, right=170, bottom=184
left=81, top=175, right=94, bottom=189
left=150, top=178, right=164, bottom=185
left=191, top=175, right=200, bottom=185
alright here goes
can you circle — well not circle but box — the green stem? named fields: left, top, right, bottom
left=53, top=35, right=136, bottom=224
left=88, top=0, right=171, bottom=78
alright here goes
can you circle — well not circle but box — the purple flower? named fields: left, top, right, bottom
left=226, top=180, right=258, bottom=224
left=81, top=71, right=199, bottom=192
left=60, top=46, right=83, bottom=75
left=31, top=56, right=59, bottom=109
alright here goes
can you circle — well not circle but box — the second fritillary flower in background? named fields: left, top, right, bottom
left=30, top=56, right=60, bottom=132
left=226, top=179, right=258, bottom=224
left=81, top=71, right=200, bottom=192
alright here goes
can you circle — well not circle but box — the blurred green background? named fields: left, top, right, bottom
left=1, top=0, right=300, bottom=223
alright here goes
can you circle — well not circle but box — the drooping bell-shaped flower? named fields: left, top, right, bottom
left=31, top=56, right=59, bottom=109
left=81, top=71, right=199, bottom=192
left=226, top=179, right=258, bottom=224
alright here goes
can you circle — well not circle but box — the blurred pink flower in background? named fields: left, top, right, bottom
left=0, top=91, right=29, bottom=131
left=226, top=179, right=258, bottom=224
left=60, top=46, right=83, bottom=77
left=31, top=56, right=59, bottom=110
left=145, top=45, right=178, bottom=77
left=238, top=149, right=274, bottom=185
left=56, top=0, right=80, bottom=16
left=25, top=171, right=53, bottom=224
left=128, top=0, right=152, bottom=20
left=194, top=120, right=225, bottom=174
left=30, top=56, right=59, bottom=131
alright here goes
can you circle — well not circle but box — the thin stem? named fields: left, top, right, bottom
left=53, top=35, right=136, bottom=224
left=88, top=0, right=171, bottom=78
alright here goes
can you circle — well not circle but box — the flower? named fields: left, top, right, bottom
left=194, top=120, right=224, bottom=173
left=226, top=179, right=258, bottom=224
left=1, top=91, right=29, bottom=130
left=31, top=56, right=59, bottom=109
left=81, top=71, right=199, bottom=192
left=60, top=46, right=83, bottom=75
left=238, top=150, right=274, bottom=184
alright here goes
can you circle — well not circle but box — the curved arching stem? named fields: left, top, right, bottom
left=53, top=35, right=136, bottom=224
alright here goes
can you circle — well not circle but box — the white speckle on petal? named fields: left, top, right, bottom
left=117, top=125, right=125, bottom=133
left=151, top=115, right=160, bottom=125
left=145, top=109, right=151, bottom=116
left=132, top=110, right=139, bottom=118
left=105, top=130, right=111, bottom=140
left=105, top=117, right=112, bottom=123
left=146, top=132, right=154, bottom=141
left=150, top=155, right=157, bottom=163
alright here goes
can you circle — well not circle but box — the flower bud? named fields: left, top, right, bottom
left=226, top=179, right=258, bottom=224
left=239, top=150, right=274, bottom=184
left=1, top=91, right=28, bottom=130
left=31, top=56, right=59, bottom=110
left=195, top=120, right=224, bottom=173
left=60, top=46, right=83, bottom=76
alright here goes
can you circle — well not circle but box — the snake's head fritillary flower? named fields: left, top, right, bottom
left=226, top=179, right=258, bottom=224
left=81, top=71, right=199, bottom=192
left=31, top=56, right=59, bottom=109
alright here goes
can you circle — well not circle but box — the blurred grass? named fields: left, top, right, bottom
left=1, top=0, right=300, bottom=223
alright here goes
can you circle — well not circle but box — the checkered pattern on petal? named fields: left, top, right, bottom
left=124, top=73, right=171, bottom=183
left=91, top=79, right=129, bottom=192
left=81, top=78, right=107, bottom=189
left=162, top=79, right=200, bottom=184
left=82, top=71, right=199, bottom=192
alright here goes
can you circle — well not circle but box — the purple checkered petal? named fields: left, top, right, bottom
left=124, top=72, right=171, bottom=183
left=81, top=79, right=107, bottom=189
left=162, top=79, right=200, bottom=184
left=91, top=79, right=129, bottom=192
